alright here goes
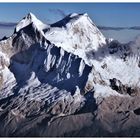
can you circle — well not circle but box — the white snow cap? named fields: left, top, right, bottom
left=15, top=12, right=49, bottom=32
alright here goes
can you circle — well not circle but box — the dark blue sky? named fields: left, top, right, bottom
left=0, top=3, right=140, bottom=27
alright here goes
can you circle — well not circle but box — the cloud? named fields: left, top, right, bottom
left=49, top=9, right=66, bottom=18
left=129, top=34, right=140, bottom=47
left=98, top=26, right=127, bottom=31
left=126, top=34, right=140, bottom=56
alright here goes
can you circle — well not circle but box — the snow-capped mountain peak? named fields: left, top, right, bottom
left=15, top=12, right=49, bottom=33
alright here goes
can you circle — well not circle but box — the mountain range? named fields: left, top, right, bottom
left=0, top=12, right=140, bottom=137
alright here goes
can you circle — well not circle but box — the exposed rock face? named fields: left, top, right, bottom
left=0, top=13, right=140, bottom=137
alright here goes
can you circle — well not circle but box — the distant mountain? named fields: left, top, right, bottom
left=0, top=13, right=140, bottom=137
left=98, top=26, right=140, bottom=30
left=0, top=22, right=16, bottom=27
left=129, top=26, right=140, bottom=30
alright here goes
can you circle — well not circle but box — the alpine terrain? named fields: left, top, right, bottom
left=0, top=13, right=140, bottom=137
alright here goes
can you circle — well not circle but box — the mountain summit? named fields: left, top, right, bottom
left=15, top=12, right=49, bottom=32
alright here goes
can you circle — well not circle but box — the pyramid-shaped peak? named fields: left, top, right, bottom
left=15, top=12, right=49, bottom=32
